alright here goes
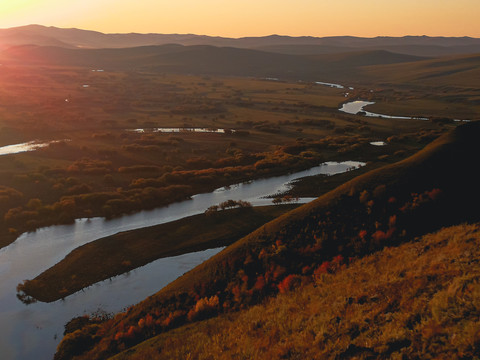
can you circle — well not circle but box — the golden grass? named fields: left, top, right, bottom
left=113, top=222, right=480, bottom=360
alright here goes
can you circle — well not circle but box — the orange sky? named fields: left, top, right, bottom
left=0, top=0, right=479, bottom=37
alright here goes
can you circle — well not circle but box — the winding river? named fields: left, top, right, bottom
left=0, top=161, right=363, bottom=360
left=339, top=100, right=429, bottom=120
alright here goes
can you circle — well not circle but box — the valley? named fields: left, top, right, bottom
left=0, top=25, right=478, bottom=360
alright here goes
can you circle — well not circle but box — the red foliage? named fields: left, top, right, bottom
left=330, top=255, right=345, bottom=273
left=277, top=274, right=302, bottom=294
left=125, top=326, right=136, bottom=339
left=427, top=188, right=442, bottom=201
left=313, top=255, right=345, bottom=281
left=299, top=243, right=322, bottom=255
left=161, top=310, right=185, bottom=328
left=302, top=265, right=312, bottom=275
left=272, top=265, right=286, bottom=281
left=145, top=314, right=154, bottom=328
left=389, top=215, right=397, bottom=228
left=253, top=275, right=266, bottom=291
left=358, top=229, right=368, bottom=240
left=316, top=261, right=331, bottom=274
left=372, top=228, right=395, bottom=242
left=258, top=249, right=268, bottom=259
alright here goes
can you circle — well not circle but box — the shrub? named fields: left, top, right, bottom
left=277, top=275, right=302, bottom=294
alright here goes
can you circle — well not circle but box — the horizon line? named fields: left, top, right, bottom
left=1, top=24, right=479, bottom=40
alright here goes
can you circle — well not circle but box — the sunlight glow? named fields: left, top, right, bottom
left=0, top=0, right=478, bottom=37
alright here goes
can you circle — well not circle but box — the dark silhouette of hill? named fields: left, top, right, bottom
left=0, top=43, right=425, bottom=81
left=255, top=43, right=480, bottom=57
left=1, top=25, right=480, bottom=57
left=54, top=122, right=480, bottom=359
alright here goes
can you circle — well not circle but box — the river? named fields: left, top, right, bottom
left=339, top=100, right=429, bottom=120
left=0, top=140, right=68, bottom=156
left=0, top=161, right=363, bottom=360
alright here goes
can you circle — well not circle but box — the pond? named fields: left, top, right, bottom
left=0, top=160, right=364, bottom=360
left=370, top=141, right=387, bottom=146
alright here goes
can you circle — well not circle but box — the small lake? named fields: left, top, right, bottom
left=339, top=100, right=429, bottom=120
left=0, top=160, right=364, bottom=360
left=0, top=140, right=66, bottom=156
left=130, top=128, right=231, bottom=134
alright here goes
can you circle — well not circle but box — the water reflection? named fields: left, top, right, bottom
left=339, top=100, right=428, bottom=120
left=0, top=140, right=66, bottom=156
left=130, top=128, right=230, bottom=133
left=370, top=141, right=387, bottom=146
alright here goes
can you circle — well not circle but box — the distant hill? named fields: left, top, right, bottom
left=54, top=121, right=480, bottom=360
left=1, top=25, right=480, bottom=57
left=255, top=43, right=480, bottom=57
left=0, top=43, right=426, bottom=82
left=363, top=53, right=480, bottom=87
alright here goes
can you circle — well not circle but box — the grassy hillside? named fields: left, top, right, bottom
left=112, top=222, right=480, bottom=359
left=363, top=53, right=480, bottom=88
left=54, top=121, right=480, bottom=359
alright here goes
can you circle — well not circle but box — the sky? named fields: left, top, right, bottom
left=0, top=0, right=479, bottom=38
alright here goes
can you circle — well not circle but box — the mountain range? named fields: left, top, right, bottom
left=1, top=24, right=480, bottom=57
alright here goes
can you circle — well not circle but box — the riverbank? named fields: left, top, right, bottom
left=18, top=205, right=298, bottom=303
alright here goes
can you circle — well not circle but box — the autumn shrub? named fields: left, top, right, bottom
left=187, top=295, right=220, bottom=321
left=277, top=274, right=302, bottom=294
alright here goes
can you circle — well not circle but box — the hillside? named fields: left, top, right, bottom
left=112, top=222, right=480, bottom=359
left=0, top=43, right=426, bottom=81
left=54, top=121, right=480, bottom=359
left=362, top=53, right=480, bottom=87
left=1, top=25, right=480, bottom=57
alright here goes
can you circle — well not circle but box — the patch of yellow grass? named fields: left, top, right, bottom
left=113, top=223, right=480, bottom=359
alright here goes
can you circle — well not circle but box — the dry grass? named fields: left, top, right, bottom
left=113, top=222, right=480, bottom=360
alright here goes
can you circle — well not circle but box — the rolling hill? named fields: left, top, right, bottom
left=1, top=25, right=480, bottom=57
left=0, top=43, right=426, bottom=81
left=362, top=53, right=480, bottom=87
left=54, top=121, right=480, bottom=359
